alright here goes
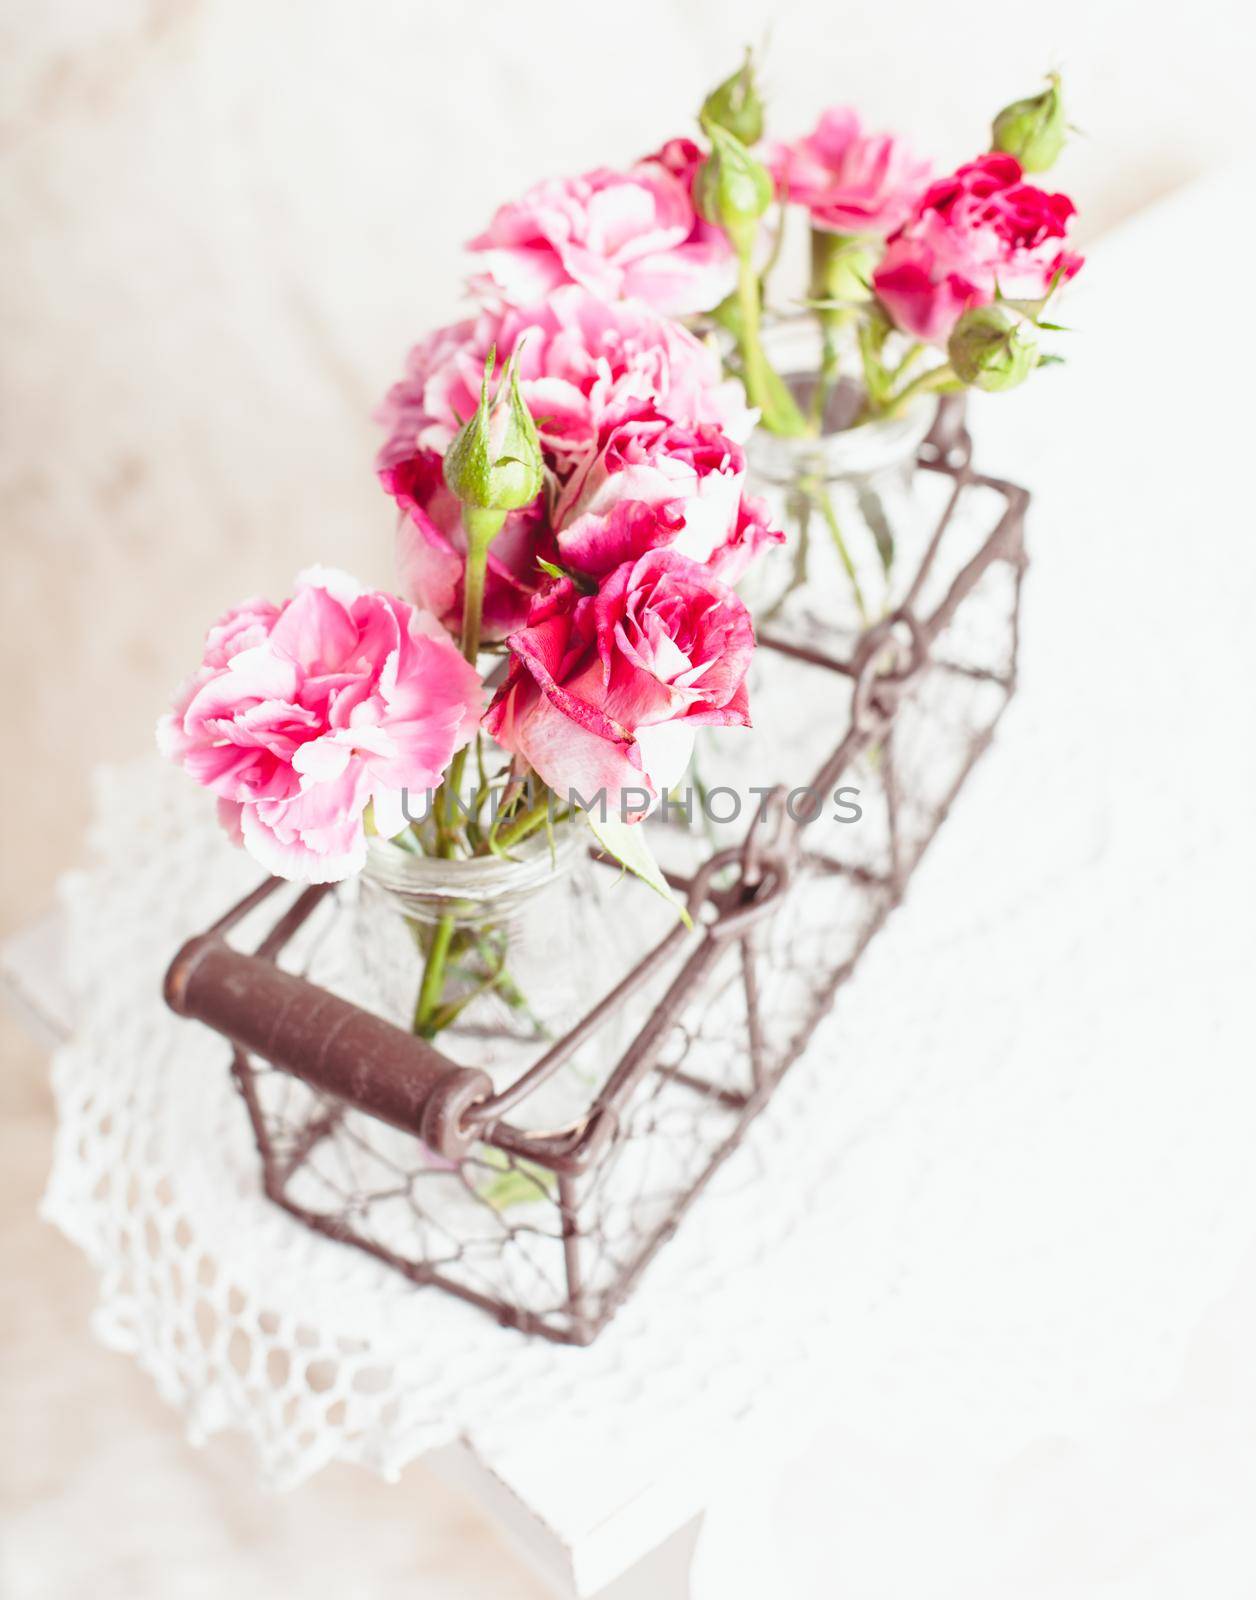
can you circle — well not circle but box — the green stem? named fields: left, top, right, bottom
left=734, top=252, right=808, bottom=438
left=881, top=361, right=958, bottom=419
left=424, top=942, right=519, bottom=1036
left=459, top=506, right=503, bottom=666
left=807, top=310, right=845, bottom=434
left=757, top=197, right=788, bottom=299
left=495, top=794, right=560, bottom=853
left=886, top=340, right=927, bottom=389
left=734, top=255, right=769, bottom=409
left=487, top=774, right=526, bottom=853
left=434, top=506, right=506, bottom=855
left=413, top=502, right=508, bottom=1032
left=807, top=229, right=846, bottom=435
left=413, top=912, right=457, bottom=1037
left=857, top=318, right=892, bottom=412
left=802, top=472, right=869, bottom=625
left=761, top=489, right=812, bottom=626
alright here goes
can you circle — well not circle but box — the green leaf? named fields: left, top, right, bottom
left=586, top=811, right=693, bottom=928
left=535, top=556, right=596, bottom=594
left=478, top=1150, right=556, bottom=1212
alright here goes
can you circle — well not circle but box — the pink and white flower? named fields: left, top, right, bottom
left=468, top=160, right=735, bottom=319
left=377, top=317, right=479, bottom=472
left=873, top=151, right=1084, bottom=343
left=646, top=136, right=707, bottom=190
left=158, top=569, right=483, bottom=882
left=554, top=487, right=781, bottom=587
left=381, top=449, right=552, bottom=641
left=711, top=493, right=786, bottom=586
left=484, top=548, right=754, bottom=820
left=376, top=287, right=754, bottom=481
left=376, top=289, right=779, bottom=644
left=553, top=409, right=748, bottom=573
left=765, top=108, right=930, bottom=237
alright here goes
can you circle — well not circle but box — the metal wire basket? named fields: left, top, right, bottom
left=165, top=414, right=1028, bottom=1345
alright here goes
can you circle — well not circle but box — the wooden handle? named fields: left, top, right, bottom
left=164, top=936, right=491, bottom=1158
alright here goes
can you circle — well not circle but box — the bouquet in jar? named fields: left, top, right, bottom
left=159, top=54, right=1082, bottom=1064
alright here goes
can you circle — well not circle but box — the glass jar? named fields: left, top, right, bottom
left=354, top=824, right=648, bottom=1126
left=741, top=315, right=937, bottom=649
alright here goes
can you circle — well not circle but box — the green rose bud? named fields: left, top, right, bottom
left=947, top=305, right=1038, bottom=392
left=991, top=72, right=1067, bottom=174
left=694, top=123, right=773, bottom=258
left=442, top=348, right=544, bottom=513
left=700, top=48, right=764, bottom=146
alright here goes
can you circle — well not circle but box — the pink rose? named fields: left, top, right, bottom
left=484, top=549, right=754, bottom=820
left=158, top=569, right=482, bottom=882
left=381, top=449, right=553, bottom=641
left=765, top=108, right=930, bottom=237
left=377, top=288, right=753, bottom=481
left=468, top=162, right=735, bottom=319
left=873, top=152, right=1084, bottom=343
left=553, top=409, right=747, bottom=574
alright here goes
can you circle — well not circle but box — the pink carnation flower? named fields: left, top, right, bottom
left=381, top=450, right=553, bottom=642
left=873, top=152, right=1084, bottom=343
left=158, top=569, right=482, bottom=882
left=765, top=108, right=930, bottom=237
left=553, top=410, right=748, bottom=574
left=375, top=290, right=780, bottom=636
left=376, top=317, right=477, bottom=472
left=468, top=160, right=735, bottom=319
left=712, top=494, right=786, bottom=586
left=484, top=549, right=754, bottom=821
left=646, top=136, right=706, bottom=190
left=376, top=287, right=754, bottom=482
left=553, top=488, right=781, bottom=588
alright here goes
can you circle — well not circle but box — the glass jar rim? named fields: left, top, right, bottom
left=363, top=818, right=583, bottom=904
left=747, top=397, right=935, bottom=485
left=746, top=311, right=937, bottom=484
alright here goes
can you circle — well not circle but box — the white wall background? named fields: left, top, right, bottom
left=2, top=0, right=1253, bottom=925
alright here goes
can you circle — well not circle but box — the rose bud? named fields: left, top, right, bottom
left=695, top=123, right=774, bottom=257
left=442, top=348, right=544, bottom=513
left=947, top=304, right=1038, bottom=392
left=700, top=48, right=764, bottom=146
left=991, top=72, right=1067, bottom=174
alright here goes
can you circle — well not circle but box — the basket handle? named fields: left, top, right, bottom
left=164, top=935, right=491, bottom=1158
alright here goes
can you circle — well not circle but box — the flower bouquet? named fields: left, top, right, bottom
left=693, top=63, right=1080, bottom=637
left=159, top=58, right=1075, bottom=1341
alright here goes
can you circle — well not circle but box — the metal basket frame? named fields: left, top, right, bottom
left=166, top=418, right=1029, bottom=1344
